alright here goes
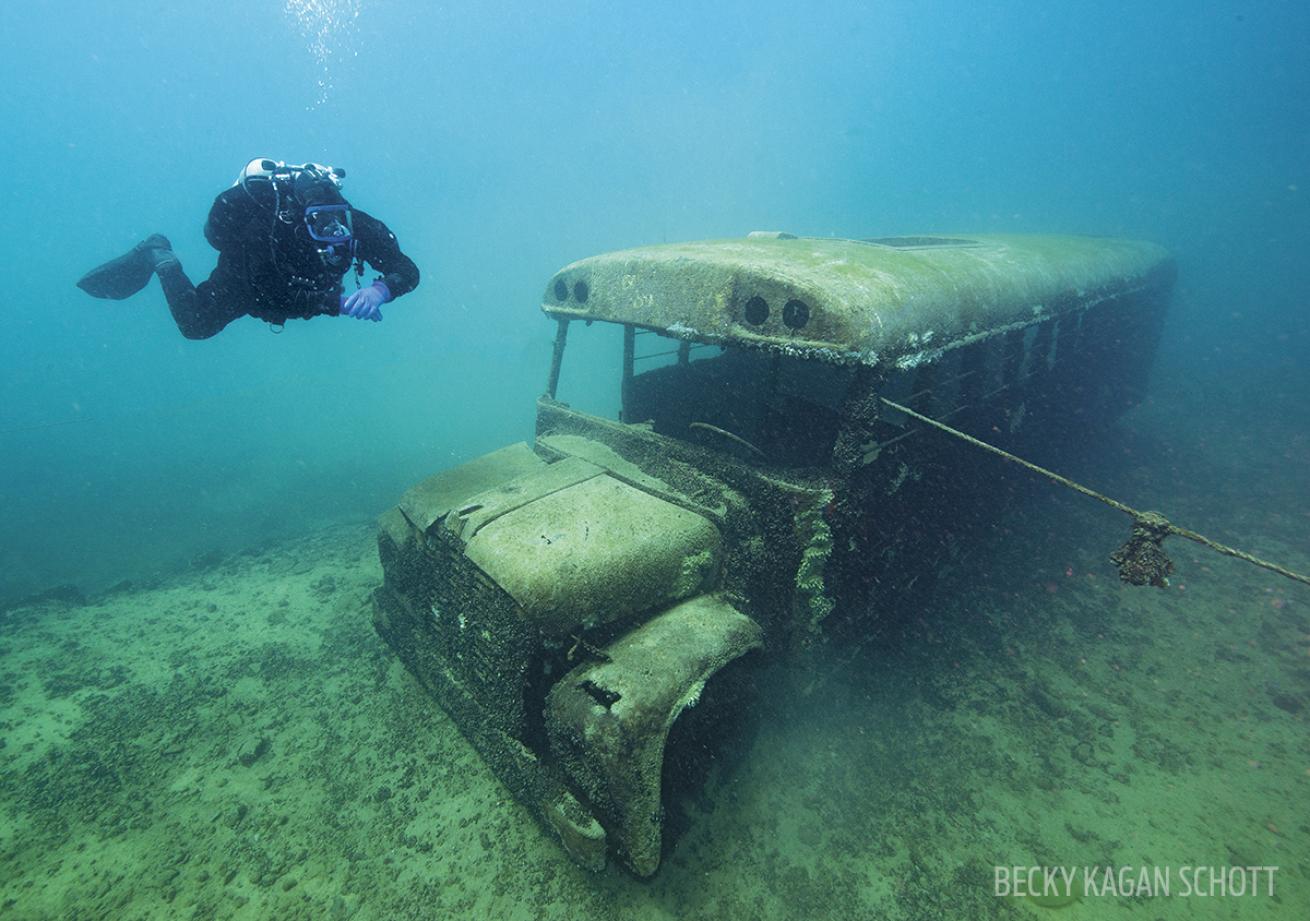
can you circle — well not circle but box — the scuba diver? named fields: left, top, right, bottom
left=77, top=159, right=420, bottom=338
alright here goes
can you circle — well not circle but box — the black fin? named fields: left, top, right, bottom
left=76, top=235, right=171, bottom=300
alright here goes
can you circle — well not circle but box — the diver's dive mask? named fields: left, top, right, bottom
left=304, top=204, right=353, bottom=244
left=303, top=204, right=355, bottom=266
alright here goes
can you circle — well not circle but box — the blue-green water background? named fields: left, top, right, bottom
left=1, top=0, right=1306, bottom=601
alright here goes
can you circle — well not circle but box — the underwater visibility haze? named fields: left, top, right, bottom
left=1, top=1, right=1308, bottom=919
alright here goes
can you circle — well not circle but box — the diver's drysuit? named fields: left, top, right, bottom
left=77, top=159, right=420, bottom=339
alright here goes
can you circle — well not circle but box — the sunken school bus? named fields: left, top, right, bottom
left=371, top=232, right=1175, bottom=876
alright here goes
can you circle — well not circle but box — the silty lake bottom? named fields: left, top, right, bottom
left=1, top=369, right=1306, bottom=921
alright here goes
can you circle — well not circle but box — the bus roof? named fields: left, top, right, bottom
left=542, top=233, right=1174, bottom=368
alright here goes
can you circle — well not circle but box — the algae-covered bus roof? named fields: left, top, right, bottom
left=542, top=233, right=1174, bottom=368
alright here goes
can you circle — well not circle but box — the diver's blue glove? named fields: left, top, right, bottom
left=339, top=281, right=391, bottom=322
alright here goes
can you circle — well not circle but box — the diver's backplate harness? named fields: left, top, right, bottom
left=234, top=158, right=365, bottom=289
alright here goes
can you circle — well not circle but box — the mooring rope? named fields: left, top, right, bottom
left=879, top=397, right=1310, bottom=588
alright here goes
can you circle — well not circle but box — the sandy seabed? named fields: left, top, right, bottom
left=2, top=399, right=1307, bottom=921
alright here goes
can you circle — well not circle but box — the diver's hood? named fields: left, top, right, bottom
left=292, top=169, right=347, bottom=208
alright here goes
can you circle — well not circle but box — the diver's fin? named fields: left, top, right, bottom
left=76, top=234, right=173, bottom=300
